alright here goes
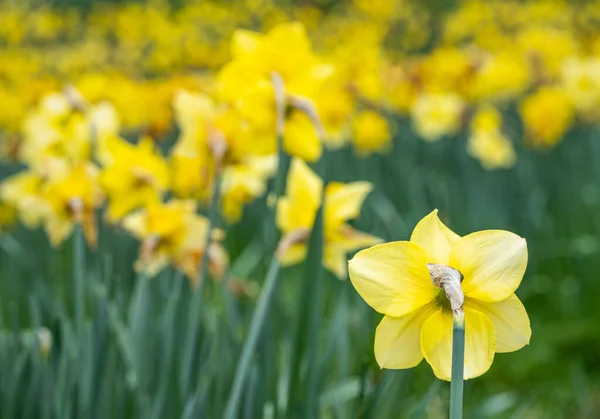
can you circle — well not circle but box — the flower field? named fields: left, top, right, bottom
left=1, top=0, right=600, bottom=417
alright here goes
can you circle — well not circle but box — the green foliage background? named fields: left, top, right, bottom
left=1, top=1, right=600, bottom=418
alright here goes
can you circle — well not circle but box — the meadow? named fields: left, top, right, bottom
left=1, top=0, right=600, bottom=418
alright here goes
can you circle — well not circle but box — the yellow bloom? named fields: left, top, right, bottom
left=277, top=158, right=381, bottom=279
left=283, top=110, right=322, bottom=162
left=219, top=22, right=331, bottom=102
left=101, top=136, right=170, bottom=222
left=0, top=170, right=48, bottom=228
left=561, top=58, right=600, bottom=121
left=348, top=210, right=530, bottom=380
left=123, top=199, right=227, bottom=284
left=520, top=87, right=573, bottom=147
left=352, top=110, right=391, bottom=156
left=20, top=92, right=91, bottom=171
left=467, top=107, right=516, bottom=170
left=221, top=155, right=277, bottom=223
left=42, top=162, right=103, bottom=247
left=410, top=93, right=465, bottom=142
left=471, top=51, right=530, bottom=102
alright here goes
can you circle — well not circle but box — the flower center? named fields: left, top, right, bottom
left=427, top=263, right=464, bottom=314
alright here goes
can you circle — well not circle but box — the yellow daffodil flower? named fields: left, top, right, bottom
left=283, top=110, right=322, bottom=163
left=561, top=58, right=600, bottom=121
left=221, top=155, right=277, bottom=223
left=42, top=162, right=103, bottom=247
left=123, top=199, right=227, bottom=284
left=351, top=110, right=391, bottom=156
left=410, top=93, right=465, bottom=142
left=348, top=210, right=530, bottom=380
left=520, top=87, right=573, bottom=147
left=101, top=136, right=169, bottom=222
left=0, top=170, right=49, bottom=228
left=467, top=107, right=516, bottom=170
left=277, top=158, right=381, bottom=278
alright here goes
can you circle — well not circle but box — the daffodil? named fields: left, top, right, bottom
left=351, top=110, right=391, bottom=156
left=0, top=170, right=49, bottom=228
left=467, top=106, right=516, bottom=170
left=277, top=158, right=381, bottom=278
left=520, top=87, right=573, bottom=147
left=100, top=136, right=169, bottom=222
left=410, top=93, right=465, bottom=142
left=348, top=210, right=530, bottom=380
left=123, top=199, right=227, bottom=284
left=42, top=162, right=103, bottom=247
left=221, top=155, right=277, bottom=222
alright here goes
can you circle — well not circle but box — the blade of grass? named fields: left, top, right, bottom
left=180, top=172, right=222, bottom=397
left=224, top=257, right=281, bottom=419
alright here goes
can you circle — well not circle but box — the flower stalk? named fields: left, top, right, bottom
left=450, top=311, right=465, bottom=419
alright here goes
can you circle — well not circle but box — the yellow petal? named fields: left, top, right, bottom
left=283, top=110, right=322, bottom=162
left=410, top=209, right=460, bottom=264
left=348, top=241, right=439, bottom=317
left=374, top=302, right=437, bottom=369
left=451, top=230, right=527, bottom=302
left=325, top=181, right=373, bottom=227
left=122, top=210, right=147, bottom=238
left=465, top=294, right=531, bottom=353
left=287, top=158, right=322, bottom=203
left=420, top=307, right=496, bottom=381
left=324, top=247, right=348, bottom=279
left=231, top=29, right=263, bottom=58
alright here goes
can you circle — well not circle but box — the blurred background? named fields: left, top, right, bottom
left=1, top=0, right=600, bottom=418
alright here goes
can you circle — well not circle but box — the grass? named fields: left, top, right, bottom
left=1, top=114, right=600, bottom=418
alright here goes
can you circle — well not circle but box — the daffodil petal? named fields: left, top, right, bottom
left=451, top=230, right=527, bottom=302
left=420, top=307, right=496, bottom=381
left=325, top=181, right=373, bottom=226
left=286, top=158, right=323, bottom=209
left=374, top=302, right=437, bottom=369
left=465, top=294, right=531, bottom=353
left=410, top=209, right=460, bottom=264
left=348, top=241, right=439, bottom=317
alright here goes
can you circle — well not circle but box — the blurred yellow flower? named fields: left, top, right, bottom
left=101, top=136, right=170, bottom=222
left=221, top=155, right=277, bottom=223
left=410, top=93, right=465, bottom=141
left=520, top=87, right=573, bottom=147
left=123, top=199, right=227, bottom=284
left=277, top=158, right=381, bottom=278
left=561, top=58, right=600, bottom=121
left=0, top=170, right=48, bottom=228
left=467, top=106, right=516, bottom=170
left=348, top=210, right=530, bottom=380
left=283, top=110, right=322, bottom=162
left=42, top=162, right=103, bottom=247
left=351, top=110, right=391, bottom=156
left=20, top=92, right=91, bottom=171
left=471, top=51, right=530, bottom=101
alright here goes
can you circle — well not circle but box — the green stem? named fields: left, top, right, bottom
left=224, top=257, right=281, bottom=419
left=450, top=315, right=465, bottom=419
left=73, top=225, right=85, bottom=416
left=73, top=225, right=85, bottom=336
left=180, top=172, right=222, bottom=397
